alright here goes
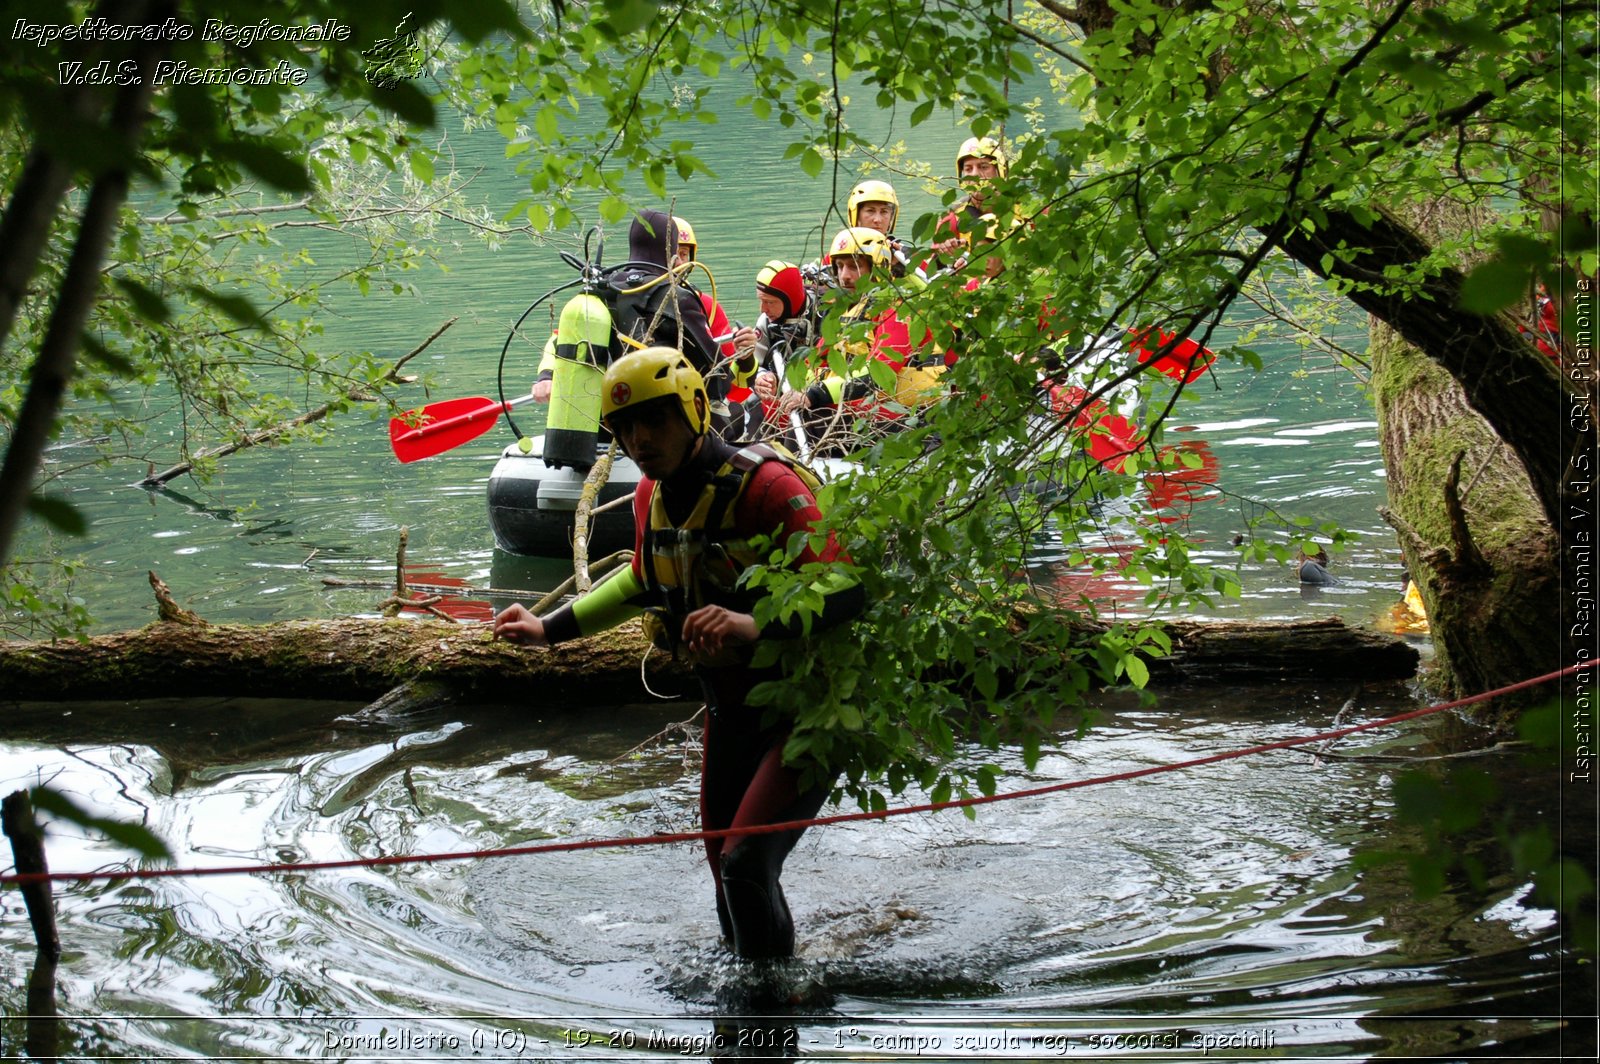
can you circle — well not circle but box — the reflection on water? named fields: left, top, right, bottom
left=0, top=688, right=1584, bottom=1060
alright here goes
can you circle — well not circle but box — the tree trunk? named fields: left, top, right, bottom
left=1371, top=325, right=1563, bottom=706
left=0, top=614, right=1417, bottom=704
left=0, top=1, right=172, bottom=568
left=1364, top=198, right=1567, bottom=710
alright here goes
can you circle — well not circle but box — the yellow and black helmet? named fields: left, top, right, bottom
left=846, top=179, right=899, bottom=231
left=825, top=226, right=893, bottom=267
left=956, top=135, right=1008, bottom=179
left=600, top=347, right=709, bottom=436
left=672, top=216, right=697, bottom=259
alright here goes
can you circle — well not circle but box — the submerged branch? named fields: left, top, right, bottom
left=138, top=317, right=456, bottom=488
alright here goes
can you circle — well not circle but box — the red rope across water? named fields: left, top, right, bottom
left=1, top=662, right=1581, bottom=888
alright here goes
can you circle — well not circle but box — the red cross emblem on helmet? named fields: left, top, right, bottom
left=610, top=382, right=631, bottom=406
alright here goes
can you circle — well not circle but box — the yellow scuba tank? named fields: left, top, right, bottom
left=544, top=292, right=611, bottom=470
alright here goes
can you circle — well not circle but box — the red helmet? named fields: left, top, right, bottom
left=756, top=260, right=805, bottom=321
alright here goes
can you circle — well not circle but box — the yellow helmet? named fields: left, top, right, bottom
left=847, top=179, right=899, bottom=231
left=956, top=135, right=1008, bottom=179
left=825, top=226, right=893, bottom=267
left=600, top=347, right=709, bottom=436
left=672, top=216, right=697, bottom=259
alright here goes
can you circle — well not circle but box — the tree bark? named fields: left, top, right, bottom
left=0, top=614, right=1417, bottom=704
left=1363, top=196, right=1568, bottom=707
left=1372, top=322, right=1562, bottom=704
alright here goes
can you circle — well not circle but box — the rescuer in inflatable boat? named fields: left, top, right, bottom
left=527, top=212, right=727, bottom=412
left=929, top=135, right=1008, bottom=266
left=492, top=348, right=864, bottom=959
left=734, top=260, right=813, bottom=411
left=775, top=227, right=936, bottom=434
left=673, top=215, right=741, bottom=368
left=845, top=178, right=915, bottom=278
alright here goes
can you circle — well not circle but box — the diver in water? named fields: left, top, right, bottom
left=1296, top=546, right=1337, bottom=586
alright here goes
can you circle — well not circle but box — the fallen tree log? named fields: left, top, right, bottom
left=0, top=614, right=1418, bottom=704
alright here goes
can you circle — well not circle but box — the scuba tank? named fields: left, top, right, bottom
left=544, top=292, right=612, bottom=470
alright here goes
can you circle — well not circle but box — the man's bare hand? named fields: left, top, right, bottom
left=494, top=603, right=548, bottom=645
left=680, top=605, right=758, bottom=657
left=732, top=326, right=761, bottom=354
left=776, top=390, right=810, bottom=417
left=753, top=370, right=778, bottom=402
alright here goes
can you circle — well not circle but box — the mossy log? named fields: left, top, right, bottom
left=0, top=614, right=1416, bottom=704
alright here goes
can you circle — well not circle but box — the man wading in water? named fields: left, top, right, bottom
left=494, top=347, right=864, bottom=959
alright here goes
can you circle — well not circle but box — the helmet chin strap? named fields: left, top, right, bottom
left=679, top=433, right=703, bottom=472
left=667, top=398, right=706, bottom=478
left=681, top=395, right=708, bottom=469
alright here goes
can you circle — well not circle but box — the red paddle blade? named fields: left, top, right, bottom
left=1049, top=385, right=1143, bottom=472
left=1087, top=413, right=1143, bottom=473
left=1128, top=328, right=1217, bottom=384
left=389, top=396, right=507, bottom=463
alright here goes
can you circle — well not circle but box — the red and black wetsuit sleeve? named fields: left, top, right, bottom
left=733, top=461, right=865, bottom=639
left=540, top=454, right=863, bottom=645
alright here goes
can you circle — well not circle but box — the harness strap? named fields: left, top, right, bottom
left=641, top=445, right=791, bottom=615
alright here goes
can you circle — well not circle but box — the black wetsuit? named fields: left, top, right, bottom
left=542, top=435, right=864, bottom=957
left=613, top=211, right=728, bottom=404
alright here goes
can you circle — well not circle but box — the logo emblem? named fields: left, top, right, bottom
left=363, top=13, right=426, bottom=90
left=611, top=382, right=632, bottom=406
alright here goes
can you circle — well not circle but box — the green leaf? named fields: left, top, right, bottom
left=217, top=139, right=312, bottom=193
left=26, top=494, right=88, bottom=536
left=113, top=277, right=170, bottom=323
left=1517, top=701, right=1559, bottom=748
left=445, top=0, right=529, bottom=42
left=799, top=147, right=824, bottom=178
left=186, top=285, right=266, bottom=328
left=925, top=524, right=956, bottom=553
left=31, top=786, right=172, bottom=860
left=367, top=79, right=436, bottom=127
left=1458, top=257, right=1533, bottom=315
left=81, top=335, right=136, bottom=376
left=1407, top=852, right=1447, bottom=899
left=867, top=356, right=898, bottom=392
left=1419, top=11, right=1508, bottom=53
left=605, top=0, right=660, bottom=35
left=410, top=151, right=435, bottom=184
left=536, top=104, right=560, bottom=142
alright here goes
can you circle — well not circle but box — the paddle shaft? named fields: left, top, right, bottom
left=394, top=393, right=537, bottom=443
left=761, top=317, right=812, bottom=462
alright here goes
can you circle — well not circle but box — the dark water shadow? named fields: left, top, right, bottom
left=26, top=952, right=59, bottom=1061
